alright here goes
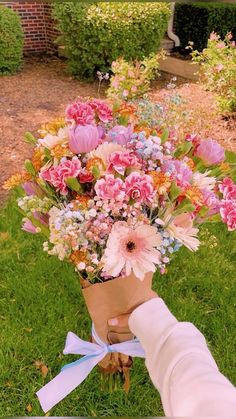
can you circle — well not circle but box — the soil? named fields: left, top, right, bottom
left=0, top=56, right=235, bottom=204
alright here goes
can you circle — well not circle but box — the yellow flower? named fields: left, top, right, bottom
left=2, top=172, right=29, bottom=190
left=51, top=144, right=72, bottom=159
left=39, top=118, right=66, bottom=137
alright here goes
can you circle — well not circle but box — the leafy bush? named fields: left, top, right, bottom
left=107, top=53, right=163, bottom=102
left=191, top=33, right=236, bottom=113
left=0, top=6, right=24, bottom=75
left=174, top=2, right=236, bottom=53
left=53, top=2, right=170, bottom=79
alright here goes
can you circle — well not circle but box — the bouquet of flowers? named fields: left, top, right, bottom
left=4, top=98, right=236, bottom=412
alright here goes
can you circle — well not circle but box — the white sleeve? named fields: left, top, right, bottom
left=129, top=298, right=236, bottom=416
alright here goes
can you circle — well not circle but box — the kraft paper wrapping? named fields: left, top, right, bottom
left=81, top=272, right=155, bottom=382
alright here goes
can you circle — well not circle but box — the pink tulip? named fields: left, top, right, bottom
left=69, top=124, right=99, bottom=154
left=23, top=181, right=43, bottom=197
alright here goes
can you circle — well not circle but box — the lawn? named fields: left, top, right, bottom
left=0, top=197, right=235, bottom=416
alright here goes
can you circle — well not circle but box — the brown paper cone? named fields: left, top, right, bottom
left=81, top=272, right=155, bottom=390
left=82, top=271, right=155, bottom=343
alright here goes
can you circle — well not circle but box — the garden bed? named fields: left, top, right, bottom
left=0, top=56, right=235, bottom=204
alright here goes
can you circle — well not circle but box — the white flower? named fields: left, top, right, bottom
left=38, top=127, right=69, bottom=149
left=192, top=171, right=216, bottom=191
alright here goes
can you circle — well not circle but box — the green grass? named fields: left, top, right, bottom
left=0, top=198, right=235, bottom=416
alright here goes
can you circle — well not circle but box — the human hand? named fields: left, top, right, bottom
left=107, top=293, right=158, bottom=342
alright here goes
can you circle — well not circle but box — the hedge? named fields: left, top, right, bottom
left=53, top=2, right=171, bottom=79
left=0, top=6, right=24, bottom=75
left=174, top=2, right=236, bottom=53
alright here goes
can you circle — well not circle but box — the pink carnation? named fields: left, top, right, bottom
left=125, top=172, right=154, bottom=204
left=95, top=174, right=125, bottom=201
left=66, top=101, right=94, bottom=125
left=89, top=99, right=113, bottom=123
left=195, top=139, right=225, bottom=166
left=108, top=151, right=141, bottom=175
left=220, top=200, right=236, bottom=231
left=219, top=177, right=236, bottom=200
left=40, top=156, right=81, bottom=195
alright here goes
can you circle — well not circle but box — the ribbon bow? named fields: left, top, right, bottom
left=36, top=325, right=145, bottom=413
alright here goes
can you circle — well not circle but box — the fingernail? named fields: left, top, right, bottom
left=108, top=318, right=118, bottom=326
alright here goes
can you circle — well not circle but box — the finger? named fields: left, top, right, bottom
left=108, top=313, right=130, bottom=329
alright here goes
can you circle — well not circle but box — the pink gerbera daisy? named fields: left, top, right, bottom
left=102, top=221, right=161, bottom=280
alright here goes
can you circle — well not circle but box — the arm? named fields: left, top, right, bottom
left=128, top=298, right=236, bottom=416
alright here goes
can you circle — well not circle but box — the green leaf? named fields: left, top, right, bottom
left=174, top=142, right=193, bottom=158
left=161, top=129, right=169, bottom=144
left=24, top=160, right=36, bottom=177
left=174, top=198, right=195, bottom=215
left=65, top=177, right=82, bottom=193
left=169, top=182, right=182, bottom=201
left=225, top=150, right=236, bottom=164
left=24, top=132, right=37, bottom=145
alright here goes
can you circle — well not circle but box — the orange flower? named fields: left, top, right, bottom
left=185, top=158, right=195, bottom=170
left=117, top=103, right=137, bottom=117
left=32, top=148, right=44, bottom=172
left=220, top=162, right=230, bottom=172
left=71, top=195, right=90, bottom=210
left=184, top=186, right=204, bottom=205
left=51, top=144, right=72, bottom=159
left=86, top=157, right=106, bottom=175
left=134, top=125, right=153, bottom=137
left=70, top=250, right=88, bottom=265
left=148, top=171, right=171, bottom=195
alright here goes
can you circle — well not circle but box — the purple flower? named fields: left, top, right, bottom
left=22, top=219, right=37, bottom=234
left=108, top=125, right=133, bottom=146
left=163, top=159, right=192, bottom=187
left=195, top=139, right=225, bottom=166
left=23, top=181, right=43, bottom=197
left=69, top=124, right=99, bottom=154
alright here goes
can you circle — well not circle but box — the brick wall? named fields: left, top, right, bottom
left=1, top=1, right=58, bottom=54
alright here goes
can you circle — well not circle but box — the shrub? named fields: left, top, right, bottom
left=191, top=33, right=236, bottom=113
left=0, top=6, right=24, bottom=75
left=106, top=53, right=164, bottom=102
left=53, top=2, right=170, bottom=79
left=174, top=2, right=236, bottom=53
